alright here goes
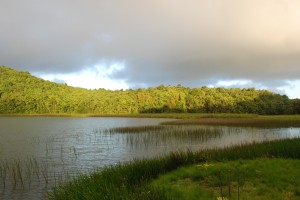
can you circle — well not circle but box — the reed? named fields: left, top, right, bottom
left=103, top=125, right=167, bottom=134
left=0, top=157, right=61, bottom=196
left=49, top=138, right=300, bottom=200
left=161, top=115, right=300, bottom=127
left=104, top=125, right=226, bottom=150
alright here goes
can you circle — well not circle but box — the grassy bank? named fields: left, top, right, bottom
left=49, top=138, right=300, bottom=200
left=0, top=113, right=258, bottom=119
left=151, top=158, right=300, bottom=200
left=2, top=113, right=300, bottom=127
left=160, top=114, right=300, bottom=127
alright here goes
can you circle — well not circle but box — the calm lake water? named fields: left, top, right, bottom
left=0, top=117, right=299, bottom=199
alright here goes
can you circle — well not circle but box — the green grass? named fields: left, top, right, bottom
left=103, top=125, right=167, bottom=133
left=49, top=138, right=300, bottom=200
left=3, top=113, right=300, bottom=129
left=2, top=113, right=300, bottom=127
left=0, top=113, right=258, bottom=119
left=0, top=112, right=295, bottom=119
left=151, top=158, right=300, bottom=200
left=161, top=114, right=300, bottom=127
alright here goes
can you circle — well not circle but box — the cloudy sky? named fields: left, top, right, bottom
left=1, top=0, right=300, bottom=98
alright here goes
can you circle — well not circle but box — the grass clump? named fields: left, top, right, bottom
left=49, top=152, right=200, bottom=200
left=161, top=114, right=300, bottom=127
left=49, top=138, right=300, bottom=200
left=103, top=125, right=166, bottom=133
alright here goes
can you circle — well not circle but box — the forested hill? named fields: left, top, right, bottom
left=0, top=66, right=299, bottom=114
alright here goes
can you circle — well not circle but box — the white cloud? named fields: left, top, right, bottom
left=216, top=80, right=253, bottom=87
left=2, top=0, right=300, bottom=99
left=278, top=80, right=300, bottom=99
left=34, top=63, right=128, bottom=90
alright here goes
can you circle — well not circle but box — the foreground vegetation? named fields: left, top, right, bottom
left=1, top=66, right=300, bottom=115
left=49, top=138, right=300, bottom=200
left=151, top=158, right=300, bottom=200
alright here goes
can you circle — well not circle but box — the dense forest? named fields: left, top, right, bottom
left=0, top=66, right=299, bottom=114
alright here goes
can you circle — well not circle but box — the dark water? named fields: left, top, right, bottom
left=0, top=117, right=299, bottom=199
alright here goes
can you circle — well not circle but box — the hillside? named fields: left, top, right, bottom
left=0, top=66, right=299, bottom=114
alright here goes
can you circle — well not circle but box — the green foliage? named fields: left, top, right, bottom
left=49, top=138, right=300, bottom=199
left=1, top=66, right=299, bottom=114
left=151, top=159, right=300, bottom=200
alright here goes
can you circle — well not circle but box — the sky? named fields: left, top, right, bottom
left=1, top=0, right=300, bottom=98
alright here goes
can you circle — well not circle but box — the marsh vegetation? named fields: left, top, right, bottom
left=49, top=138, right=300, bottom=199
left=0, top=116, right=299, bottom=199
left=1, top=67, right=300, bottom=199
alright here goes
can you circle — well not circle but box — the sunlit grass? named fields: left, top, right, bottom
left=162, top=115, right=300, bottom=127
left=0, top=113, right=294, bottom=119
left=2, top=113, right=300, bottom=127
left=151, top=158, right=300, bottom=200
left=49, top=138, right=300, bottom=200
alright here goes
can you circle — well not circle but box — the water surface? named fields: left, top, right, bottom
left=0, top=117, right=299, bottom=199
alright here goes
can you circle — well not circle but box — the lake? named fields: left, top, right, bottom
left=0, top=117, right=299, bottom=199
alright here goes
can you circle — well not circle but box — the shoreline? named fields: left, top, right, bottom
left=161, top=116, right=300, bottom=127
left=1, top=113, right=300, bottom=127
left=49, top=138, right=300, bottom=199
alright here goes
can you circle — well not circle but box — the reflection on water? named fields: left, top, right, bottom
left=0, top=117, right=299, bottom=199
left=105, top=125, right=300, bottom=158
left=118, top=126, right=224, bottom=150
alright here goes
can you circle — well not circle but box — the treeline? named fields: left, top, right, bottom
left=1, top=66, right=300, bottom=115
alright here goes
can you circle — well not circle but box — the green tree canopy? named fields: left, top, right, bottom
left=0, top=66, right=298, bottom=114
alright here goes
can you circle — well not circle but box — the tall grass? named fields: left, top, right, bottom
left=49, top=138, right=300, bottom=200
left=102, top=125, right=228, bottom=151
left=103, top=125, right=167, bottom=134
left=161, top=114, right=300, bottom=127
left=0, top=146, right=80, bottom=199
left=0, top=157, right=56, bottom=193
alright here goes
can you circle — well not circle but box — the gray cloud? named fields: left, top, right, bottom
left=1, top=0, right=300, bottom=94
